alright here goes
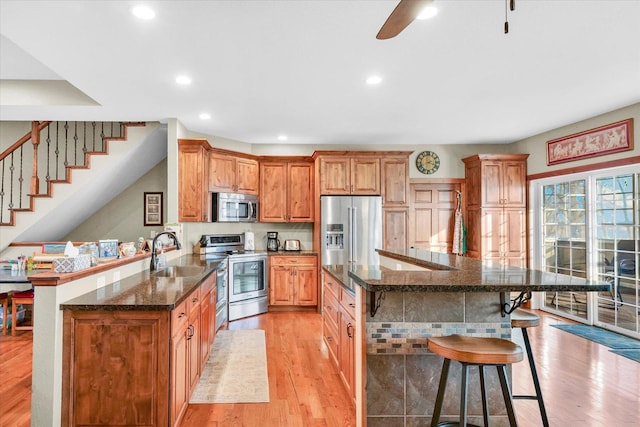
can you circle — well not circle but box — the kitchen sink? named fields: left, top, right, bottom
left=153, top=266, right=205, bottom=278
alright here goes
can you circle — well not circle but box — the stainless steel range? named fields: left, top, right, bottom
left=199, top=234, right=268, bottom=325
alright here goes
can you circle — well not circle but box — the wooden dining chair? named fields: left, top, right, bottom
left=0, top=293, right=8, bottom=334
left=11, top=289, right=34, bottom=336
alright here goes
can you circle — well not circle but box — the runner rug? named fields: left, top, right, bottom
left=550, top=324, right=640, bottom=349
left=190, top=329, right=270, bottom=403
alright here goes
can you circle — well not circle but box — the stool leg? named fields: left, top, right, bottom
left=520, top=327, right=549, bottom=427
left=460, top=363, right=469, bottom=427
left=497, top=365, right=518, bottom=427
left=431, top=358, right=451, bottom=427
left=479, top=365, right=490, bottom=427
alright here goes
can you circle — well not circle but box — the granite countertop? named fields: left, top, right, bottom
left=323, top=248, right=610, bottom=293
left=60, top=254, right=222, bottom=311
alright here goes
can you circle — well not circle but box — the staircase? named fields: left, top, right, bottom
left=0, top=121, right=168, bottom=251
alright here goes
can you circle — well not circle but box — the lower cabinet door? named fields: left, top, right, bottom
left=171, top=330, right=189, bottom=427
left=188, top=313, right=201, bottom=395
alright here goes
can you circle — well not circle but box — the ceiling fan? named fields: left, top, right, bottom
left=376, top=0, right=517, bottom=39
left=376, top=0, right=433, bottom=40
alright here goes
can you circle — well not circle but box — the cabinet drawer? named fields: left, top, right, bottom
left=186, top=288, right=201, bottom=315
left=200, top=274, right=215, bottom=295
left=171, top=299, right=188, bottom=336
left=340, top=289, right=356, bottom=317
left=323, top=289, right=340, bottom=329
left=323, top=317, right=339, bottom=364
left=323, top=273, right=340, bottom=300
left=271, top=255, right=317, bottom=266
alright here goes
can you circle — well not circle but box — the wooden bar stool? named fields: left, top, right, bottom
left=0, top=293, right=8, bottom=334
left=11, top=289, right=34, bottom=336
left=428, top=334, right=523, bottom=427
left=511, top=309, right=549, bottom=427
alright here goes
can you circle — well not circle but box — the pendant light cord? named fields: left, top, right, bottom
left=505, top=0, right=516, bottom=34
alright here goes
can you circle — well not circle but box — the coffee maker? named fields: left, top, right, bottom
left=267, top=231, right=279, bottom=252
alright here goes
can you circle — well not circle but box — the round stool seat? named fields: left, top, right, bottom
left=0, top=293, right=8, bottom=299
left=511, top=308, right=540, bottom=328
left=428, top=335, right=523, bottom=365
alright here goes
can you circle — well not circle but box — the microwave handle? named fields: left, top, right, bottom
left=249, top=201, right=255, bottom=219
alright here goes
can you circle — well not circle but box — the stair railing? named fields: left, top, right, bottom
left=0, top=121, right=130, bottom=225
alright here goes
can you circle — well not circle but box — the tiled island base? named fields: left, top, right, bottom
left=365, top=291, right=513, bottom=427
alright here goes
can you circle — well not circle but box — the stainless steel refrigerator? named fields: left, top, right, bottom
left=320, top=196, right=383, bottom=266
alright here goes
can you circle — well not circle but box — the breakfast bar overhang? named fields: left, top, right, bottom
left=322, top=248, right=610, bottom=426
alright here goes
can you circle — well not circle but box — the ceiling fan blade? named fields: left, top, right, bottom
left=376, top=0, right=433, bottom=40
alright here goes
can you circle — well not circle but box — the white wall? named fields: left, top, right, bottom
left=63, top=159, right=168, bottom=243
left=512, top=102, right=639, bottom=175
left=0, top=120, right=31, bottom=148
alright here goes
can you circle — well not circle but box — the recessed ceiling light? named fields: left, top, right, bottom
left=132, top=5, right=156, bottom=20
left=175, top=75, right=191, bottom=85
left=366, top=75, right=383, bottom=85
left=199, top=113, right=211, bottom=120
left=277, top=135, right=288, bottom=141
left=416, top=5, right=438, bottom=20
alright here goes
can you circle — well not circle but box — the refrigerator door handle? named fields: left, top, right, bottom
left=348, top=207, right=353, bottom=264
left=352, top=206, right=358, bottom=265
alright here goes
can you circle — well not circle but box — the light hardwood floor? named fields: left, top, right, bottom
left=1, top=310, right=639, bottom=426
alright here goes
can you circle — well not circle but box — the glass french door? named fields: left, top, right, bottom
left=533, top=166, right=639, bottom=338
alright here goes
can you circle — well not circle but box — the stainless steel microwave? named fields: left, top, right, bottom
left=212, top=192, right=258, bottom=222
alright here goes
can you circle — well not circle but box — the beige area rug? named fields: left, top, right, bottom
left=190, top=329, right=270, bottom=404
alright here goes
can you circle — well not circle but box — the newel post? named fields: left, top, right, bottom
left=30, top=121, right=40, bottom=195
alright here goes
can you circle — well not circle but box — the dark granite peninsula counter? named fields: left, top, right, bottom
left=321, top=248, right=609, bottom=427
left=60, top=254, right=220, bottom=311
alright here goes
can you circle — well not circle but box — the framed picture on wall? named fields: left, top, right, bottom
left=546, top=118, right=634, bottom=165
left=144, top=192, right=163, bottom=226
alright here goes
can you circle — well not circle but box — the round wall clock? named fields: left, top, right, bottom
left=416, top=150, right=440, bottom=174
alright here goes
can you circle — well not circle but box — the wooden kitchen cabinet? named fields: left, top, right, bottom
left=269, top=255, right=318, bottom=307
left=209, top=152, right=259, bottom=194
left=61, top=310, right=170, bottom=427
left=318, top=156, right=380, bottom=195
left=61, top=274, right=217, bottom=427
left=178, top=140, right=210, bottom=222
left=381, top=154, right=410, bottom=251
left=322, top=271, right=356, bottom=402
left=463, top=154, right=528, bottom=267
left=464, top=154, right=528, bottom=208
left=381, top=156, right=409, bottom=207
left=260, top=159, right=314, bottom=222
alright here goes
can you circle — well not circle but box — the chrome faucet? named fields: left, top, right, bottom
left=150, top=231, right=182, bottom=271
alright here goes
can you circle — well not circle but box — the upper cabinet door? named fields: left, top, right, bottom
left=209, top=153, right=236, bottom=193
left=502, top=161, right=527, bottom=206
left=381, top=157, right=408, bottom=206
left=178, top=144, right=208, bottom=222
left=319, top=157, right=350, bottom=194
left=236, top=158, right=259, bottom=195
left=259, top=162, right=287, bottom=222
left=481, top=161, right=504, bottom=206
left=288, top=162, right=314, bottom=222
left=350, top=158, right=380, bottom=195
